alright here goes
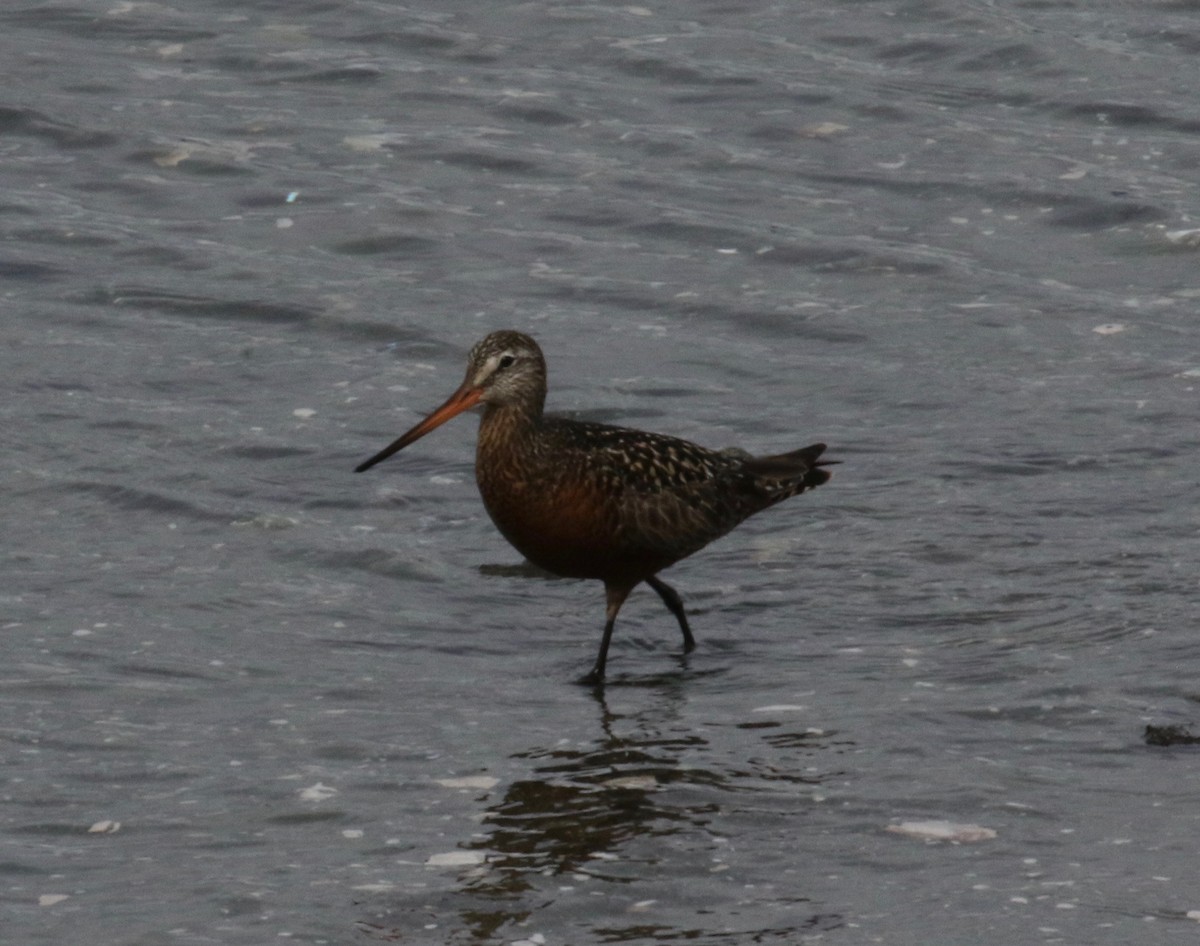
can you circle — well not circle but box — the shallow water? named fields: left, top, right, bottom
left=5, top=1, right=1200, bottom=944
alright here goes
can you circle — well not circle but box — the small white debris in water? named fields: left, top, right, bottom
left=342, top=829, right=364, bottom=839
left=1164, top=228, right=1200, bottom=245
left=436, top=776, right=499, bottom=790
left=88, top=820, right=120, bottom=834
left=716, top=247, right=739, bottom=254
left=153, top=146, right=190, bottom=167
left=299, top=783, right=338, bottom=802
left=886, top=820, right=997, bottom=842
left=629, top=900, right=658, bottom=912
left=752, top=704, right=807, bottom=713
left=604, top=775, right=658, bottom=791
left=799, top=121, right=849, bottom=138
left=343, top=134, right=394, bottom=151
left=510, top=934, right=547, bottom=946
left=73, top=628, right=93, bottom=637
left=233, top=514, right=298, bottom=530
left=1186, top=910, right=1200, bottom=922
left=426, top=850, right=486, bottom=867
left=276, top=217, right=294, bottom=229
left=1092, top=323, right=1126, bottom=335
left=293, top=408, right=317, bottom=419
left=286, top=191, right=299, bottom=203
left=39, top=894, right=70, bottom=907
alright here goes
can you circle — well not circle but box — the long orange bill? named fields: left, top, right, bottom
left=354, top=382, right=483, bottom=473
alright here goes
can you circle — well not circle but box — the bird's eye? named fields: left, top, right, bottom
left=497, top=354, right=516, bottom=369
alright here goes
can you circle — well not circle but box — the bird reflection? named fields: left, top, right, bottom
left=358, top=686, right=846, bottom=943
left=463, top=700, right=714, bottom=895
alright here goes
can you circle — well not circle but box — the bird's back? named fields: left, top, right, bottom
left=476, top=411, right=830, bottom=585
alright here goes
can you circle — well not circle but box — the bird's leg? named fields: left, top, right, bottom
left=578, top=583, right=633, bottom=686
left=645, top=575, right=695, bottom=652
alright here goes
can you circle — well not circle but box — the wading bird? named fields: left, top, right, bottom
left=356, top=331, right=833, bottom=684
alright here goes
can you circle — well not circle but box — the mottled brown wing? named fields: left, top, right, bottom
left=543, top=419, right=767, bottom=565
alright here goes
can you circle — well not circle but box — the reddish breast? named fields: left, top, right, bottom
left=478, top=471, right=634, bottom=580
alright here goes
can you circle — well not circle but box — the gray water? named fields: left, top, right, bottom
left=5, top=1, right=1200, bottom=944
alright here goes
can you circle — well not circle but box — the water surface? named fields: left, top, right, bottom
left=5, top=1, right=1200, bottom=944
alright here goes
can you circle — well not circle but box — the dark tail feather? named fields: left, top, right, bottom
left=744, top=442, right=837, bottom=491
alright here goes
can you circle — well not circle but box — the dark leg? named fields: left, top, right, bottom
left=578, top=583, right=633, bottom=686
left=646, top=575, right=695, bottom=652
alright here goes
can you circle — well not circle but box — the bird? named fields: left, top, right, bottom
left=355, top=330, right=834, bottom=685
